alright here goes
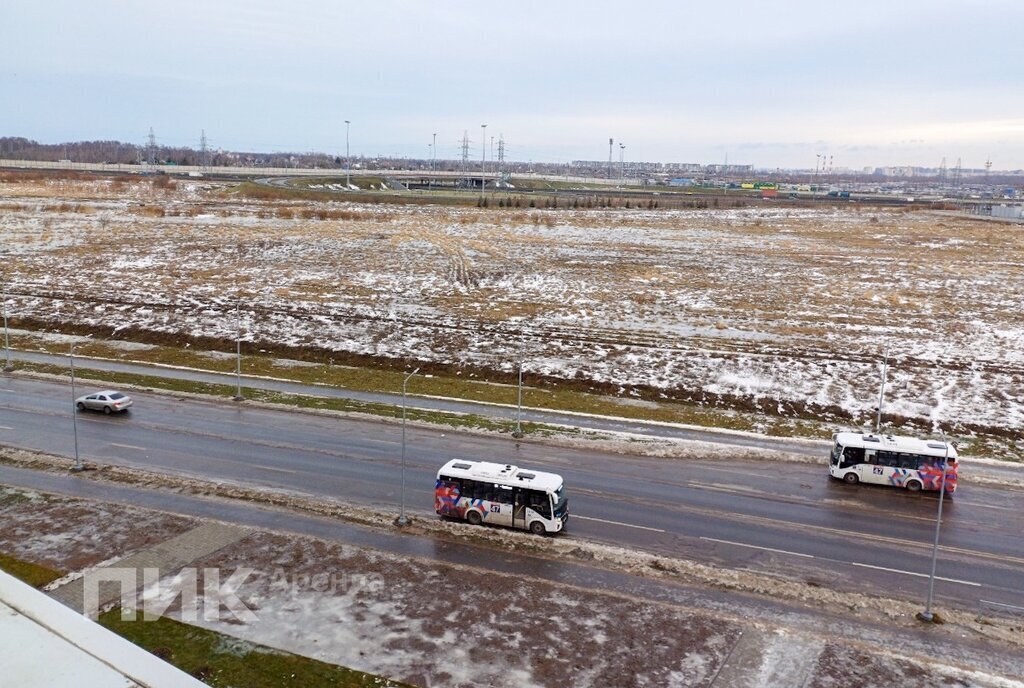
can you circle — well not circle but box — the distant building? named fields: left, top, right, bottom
left=992, top=204, right=1024, bottom=220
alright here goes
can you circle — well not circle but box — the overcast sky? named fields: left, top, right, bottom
left=2, top=0, right=1022, bottom=169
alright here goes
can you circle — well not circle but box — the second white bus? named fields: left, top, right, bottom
left=435, top=459, right=568, bottom=535
left=829, top=432, right=958, bottom=494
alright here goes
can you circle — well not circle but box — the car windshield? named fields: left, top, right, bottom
left=109, top=393, right=126, bottom=400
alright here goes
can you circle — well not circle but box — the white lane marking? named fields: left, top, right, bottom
left=958, top=502, right=1015, bottom=512
left=850, top=562, right=981, bottom=587
left=980, top=600, right=1024, bottom=612
left=0, top=425, right=14, bottom=430
left=700, top=483, right=761, bottom=495
left=108, top=442, right=147, bottom=451
left=573, top=515, right=665, bottom=533
left=700, top=536, right=814, bottom=558
left=255, top=465, right=297, bottom=475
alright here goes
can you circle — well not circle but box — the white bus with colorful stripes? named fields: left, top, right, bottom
left=435, top=460, right=568, bottom=535
left=828, top=432, right=958, bottom=494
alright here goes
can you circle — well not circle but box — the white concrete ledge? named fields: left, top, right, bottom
left=0, top=569, right=205, bottom=688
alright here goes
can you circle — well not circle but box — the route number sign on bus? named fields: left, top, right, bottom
left=435, top=460, right=568, bottom=535
left=828, top=432, right=958, bottom=494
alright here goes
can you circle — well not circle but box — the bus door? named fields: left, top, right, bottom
left=512, top=489, right=528, bottom=530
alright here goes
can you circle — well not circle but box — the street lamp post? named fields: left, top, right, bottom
left=480, top=123, right=487, bottom=200
left=619, top=143, right=625, bottom=186
left=875, top=346, right=889, bottom=433
left=513, top=359, right=524, bottom=439
left=814, top=153, right=821, bottom=200
left=345, top=120, right=351, bottom=189
left=919, top=432, right=951, bottom=623
left=430, top=132, right=437, bottom=191
left=70, top=343, right=83, bottom=472
left=233, top=302, right=244, bottom=401
left=397, top=367, right=421, bottom=526
left=2, top=284, right=12, bottom=372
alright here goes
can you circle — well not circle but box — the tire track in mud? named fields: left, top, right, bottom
left=390, top=224, right=484, bottom=287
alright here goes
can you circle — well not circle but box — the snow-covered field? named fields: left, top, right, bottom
left=2, top=175, right=1023, bottom=437
left=166, top=531, right=740, bottom=687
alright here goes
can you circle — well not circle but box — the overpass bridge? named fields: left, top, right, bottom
left=0, top=158, right=645, bottom=189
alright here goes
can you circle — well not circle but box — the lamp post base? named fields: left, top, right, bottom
left=2, top=365, right=12, bottom=373
left=70, top=464, right=85, bottom=473
left=394, top=515, right=411, bottom=527
left=232, top=395, right=244, bottom=402
left=916, top=611, right=944, bottom=624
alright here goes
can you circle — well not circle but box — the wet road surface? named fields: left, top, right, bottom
left=1, top=374, right=1023, bottom=616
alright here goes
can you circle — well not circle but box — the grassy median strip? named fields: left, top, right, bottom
left=0, top=551, right=64, bottom=588
left=7, top=330, right=803, bottom=434
left=14, top=360, right=550, bottom=436
left=100, top=609, right=413, bottom=688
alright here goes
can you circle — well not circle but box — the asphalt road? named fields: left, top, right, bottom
left=1, top=374, right=1023, bottom=617
left=6, top=349, right=825, bottom=456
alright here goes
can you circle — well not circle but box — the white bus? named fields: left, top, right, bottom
left=435, top=460, right=568, bottom=535
left=828, top=432, right=958, bottom=494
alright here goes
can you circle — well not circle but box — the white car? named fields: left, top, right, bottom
left=75, top=390, right=133, bottom=414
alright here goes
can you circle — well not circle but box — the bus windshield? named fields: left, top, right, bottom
left=552, top=485, right=568, bottom=516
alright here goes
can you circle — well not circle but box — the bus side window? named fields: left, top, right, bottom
left=880, top=452, right=898, bottom=468
left=840, top=447, right=864, bottom=468
left=469, top=481, right=492, bottom=501
left=494, top=484, right=514, bottom=504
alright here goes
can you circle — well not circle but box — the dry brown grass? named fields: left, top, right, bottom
left=3, top=176, right=1022, bottom=440
left=131, top=205, right=166, bottom=218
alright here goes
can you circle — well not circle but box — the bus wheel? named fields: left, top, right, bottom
left=843, top=472, right=859, bottom=484
left=466, top=510, right=483, bottom=526
left=905, top=480, right=922, bottom=492
left=529, top=521, right=546, bottom=536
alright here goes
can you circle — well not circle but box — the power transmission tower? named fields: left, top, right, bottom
left=608, top=138, right=614, bottom=180
left=199, top=130, right=209, bottom=169
left=985, top=158, right=992, bottom=180
left=938, top=157, right=947, bottom=183
left=952, top=158, right=962, bottom=188
left=497, top=134, right=505, bottom=177
left=460, top=130, right=470, bottom=178
left=146, top=127, right=157, bottom=166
